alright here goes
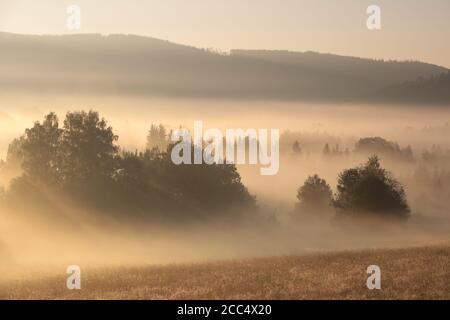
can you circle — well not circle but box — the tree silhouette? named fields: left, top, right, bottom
left=323, top=143, right=330, bottom=156
left=3, top=138, right=26, bottom=179
left=292, top=140, right=302, bottom=155
left=355, top=137, right=413, bottom=161
left=146, top=124, right=168, bottom=151
left=333, top=156, right=410, bottom=220
left=4, top=111, right=256, bottom=220
left=59, top=111, right=118, bottom=185
left=20, top=112, right=61, bottom=185
left=294, top=175, right=333, bottom=216
left=161, top=143, right=256, bottom=212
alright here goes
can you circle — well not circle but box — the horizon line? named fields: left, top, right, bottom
left=1, top=30, right=448, bottom=70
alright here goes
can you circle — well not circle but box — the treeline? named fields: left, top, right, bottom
left=289, top=134, right=450, bottom=170
left=379, top=71, right=450, bottom=105
left=0, top=110, right=416, bottom=224
left=0, top=111, right=256, bottom=220
left=289, top=136, right=414, bottom=162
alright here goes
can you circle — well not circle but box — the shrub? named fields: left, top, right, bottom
left=333, top=156, right=410, bottom=220
left=294, top=174, right=333, bottom=217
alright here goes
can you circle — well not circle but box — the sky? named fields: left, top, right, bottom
left=0, top=0, right=449, bottom=68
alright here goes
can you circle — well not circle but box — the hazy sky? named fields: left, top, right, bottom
left=0, top=0, right=449, bottom=67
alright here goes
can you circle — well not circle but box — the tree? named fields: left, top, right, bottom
left=3, top=138, right=26, bottom=180
left=161, top=143, right=256, bottom=213
left=146, top=124, right=168, bottom=151
left=115, top=151, right=146, bottom=190
left=333, top=156, right=410, bottom=220
left=295, top=175, right=333, bottom=214
left=355, top=137, right=414, bottom=162
left=6, top=137, right=25, bottom=166
left=59, top=111, right=118, bottom=184
left=20, top=112, right=61, bottom=185
left=292, top=140, right=302, bottom=155
left=323, top=143, right=330, bottom=156
left=4, top=110, right=257, bottom=220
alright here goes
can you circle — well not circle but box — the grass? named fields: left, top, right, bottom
left=1, top=245, right=449, bottom=300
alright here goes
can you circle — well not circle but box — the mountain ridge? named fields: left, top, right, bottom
left=0, top=32, right=448, bottom=104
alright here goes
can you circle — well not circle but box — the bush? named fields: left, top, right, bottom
left=333, top=156, right=410, bottom=220
left=294, top=174, right=333, bottom=217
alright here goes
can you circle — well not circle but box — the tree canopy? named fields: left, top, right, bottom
left=333, top=156, right=410, bottom=220
left=355, top=137, right=413, bottom=162
left=296, top=175, right=333, bottom=210
left=4, top=111, right=256, bottom=220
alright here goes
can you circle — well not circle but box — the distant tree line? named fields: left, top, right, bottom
left=380, top=71, right=450, bottom=105
left=0, top=111, right=419, bottom=224
left=289, top=136, right=414, bottom=162
left=353, top=137, right=414, bottom=162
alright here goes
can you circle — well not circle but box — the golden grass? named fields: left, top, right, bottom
left=1, top=245, right=449, bottom=300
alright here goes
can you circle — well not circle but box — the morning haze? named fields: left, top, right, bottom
left=0, top=0, right=449, bottom=300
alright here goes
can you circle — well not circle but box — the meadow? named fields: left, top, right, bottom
left=2, top=245, right=449, bottom=300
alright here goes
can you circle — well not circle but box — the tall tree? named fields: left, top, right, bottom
left=60, top=111, right=118, bottom=184
left=146, top=124, right=168, bottom=151
left=20, top=112, right=61, bottom=185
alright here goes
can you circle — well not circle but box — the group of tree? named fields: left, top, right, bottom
left=294, top=156, right=410, bottom=222
left=413, top=165, right=450, bottom=198
left=1, top=111, right=256, bottom=219
left=354, top=137, right=414, bottom=162
left=421, top=145, right=450, bottom=166
left=322, top=143, right=350, bottom=157
left=146, top=124, right=169, bottom=151
left=290, top=136, right=412, bottom=161
left=380, top=71, right=450, bottom=105
left=322, top=137, right=413, bottom=161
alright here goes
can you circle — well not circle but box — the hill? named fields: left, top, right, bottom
left=379, top=71, right=450, bottom=105
left=0, top=32, right=447, bottom=103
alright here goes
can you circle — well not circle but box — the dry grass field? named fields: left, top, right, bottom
left=1, top=245, right=449, bottom=300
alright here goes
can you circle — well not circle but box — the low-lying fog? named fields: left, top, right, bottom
left=1, top=94, right=450, bottom=276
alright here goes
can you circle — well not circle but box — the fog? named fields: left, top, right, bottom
left=1, top=94, right=449, bottom=156
left=1, top=95, right=450, bottom=279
